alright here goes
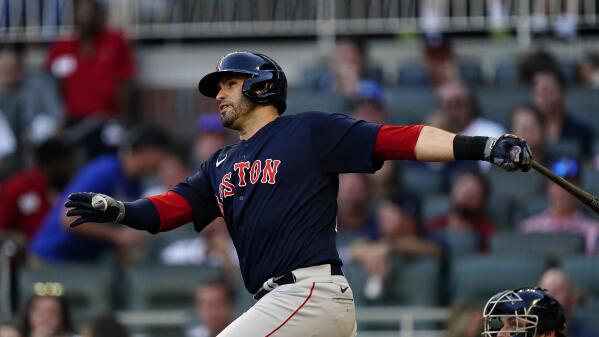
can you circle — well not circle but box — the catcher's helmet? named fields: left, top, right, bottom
left=198, top=51, right=287, bottom=113
left=483, top=288, right=566, bottom=337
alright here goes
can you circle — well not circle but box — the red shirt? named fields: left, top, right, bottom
left=0, top=169, right=51, bottom=241
left=47, top=29, right=135, bottom=119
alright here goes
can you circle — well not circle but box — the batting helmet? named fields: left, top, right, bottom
left=198, top=51, right=287, bottom=113
left=483, top=288, right=566, bottom=337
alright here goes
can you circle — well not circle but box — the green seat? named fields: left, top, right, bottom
left=487, top=167, right=545, bottom=204
left=402, top=164, right=443, bottom=198
left=388, top=256, right=441, bottom=306
left=422, top=194, right=450, bottom=221
left=477, top=86, right=530, bottom=125
left=563, top=256, right=599, bottom=297
left=491, top=232, right=586, bottom=262
left=126, top=265, right=223, bottom=310
left=387, top=88, right=436, bottom=124
left=286, top=90, right=348, bottom=115
left=571, top=299, right=599, bottom=333
left=451, top=255, right=548, bottom=304
left=436, top=231, right=480, bottom=259
left=19, top=264, right=112, bottom=323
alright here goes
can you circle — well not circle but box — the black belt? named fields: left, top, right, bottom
left=253, top=265, right=344, bottom=301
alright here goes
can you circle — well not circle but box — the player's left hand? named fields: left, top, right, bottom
left=64, top=192, right=125, bottom=227
left=485, top=134, right=533, bottom=172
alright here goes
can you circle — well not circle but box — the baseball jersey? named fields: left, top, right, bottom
left=172, top=112, right=382, bottom=293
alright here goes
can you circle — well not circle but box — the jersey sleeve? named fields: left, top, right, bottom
left=309, top=112, right=383, bottom=173
left=171, top=160, right=221, bottom=233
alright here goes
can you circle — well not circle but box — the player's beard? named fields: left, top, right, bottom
left=220, top=97, right=255, bottom=129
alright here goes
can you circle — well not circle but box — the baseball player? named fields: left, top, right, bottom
left=65, top=51, right=532, bottom=337
left=483, top=288, right=568, bottom=337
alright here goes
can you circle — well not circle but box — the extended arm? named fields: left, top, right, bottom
left=375, top=124, right=532, bottom=171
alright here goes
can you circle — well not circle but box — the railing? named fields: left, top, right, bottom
left=1, top=0, right=598, bottom=45
left=117, top=306, right=450, bottom=337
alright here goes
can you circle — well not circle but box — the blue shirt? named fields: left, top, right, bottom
left=30, top=154, right=140, bottom=262
left=173, top=112, right=382, bottom=293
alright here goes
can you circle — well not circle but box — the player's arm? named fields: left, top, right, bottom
left=375, top=124, right=532, bottom=171
left=64, top=191, right=193, bottom=232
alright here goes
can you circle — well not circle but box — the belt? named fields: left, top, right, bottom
left=253, top=264, right=344, bottom=301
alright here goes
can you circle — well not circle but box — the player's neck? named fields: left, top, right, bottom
left=238, top=105, right=279, bottom=140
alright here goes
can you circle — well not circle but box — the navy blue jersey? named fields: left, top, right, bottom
left=173, top=112, right=382, bottom=293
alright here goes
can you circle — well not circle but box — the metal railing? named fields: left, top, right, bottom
left=1, top=1, right=598, bottom=44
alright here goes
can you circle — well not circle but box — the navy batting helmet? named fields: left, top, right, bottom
left=198, top=51, right=287, bottom=113
left=483, top=288, right=566, bottom=337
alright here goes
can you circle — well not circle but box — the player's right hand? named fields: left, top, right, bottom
left=485, top=134, right=533, bottom=172
left=65, top=192, right=125, bottom=227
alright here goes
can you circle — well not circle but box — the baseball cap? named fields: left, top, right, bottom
left=354, top=80, right=386, bottom=106
left=550, top=157, right=581, bottom=180
left=196, top=113, right=225, bottom=133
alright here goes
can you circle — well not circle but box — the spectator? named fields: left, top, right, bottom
left=19, top=294, right=75, bottom=337
left=47, top=0, right=134, bottom=125
left=29, top=126, right=170, bottom=265
left=81, top=314, right=129, bottom=337
left=315, top=37, right=381, bottom=97
left=426, top=171, right=495, bottom=251
left=579, top=52, right=599, bottom=88
left=347, top=81, right=398, bottom=199
left=0, top=44, right=64, bottom=180
left=445, top=301, right=483, bottom=337
left=347, top=193, right=439, bottom=300
left=336, top=173, right=376, bottom=249
left=159, top=220, right=238, bottom=279
left=0, top=322, right=20, bottom=337
left=520, top=158, right=599, bottom=254
left=539, top=268, right=599, bottom=337
left=428, top=80, right=504, bottom=137
left=186, top=282, right=235, bottom=337
left=530, top=66, right=593, bottom=159
left=193, top=114, right=232, bottom=166
left=510, top=104, right=551, bottom=164
left=0, top=138, right=75, bottom=244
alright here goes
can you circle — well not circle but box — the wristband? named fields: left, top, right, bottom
left=453, top=135, right=492, bottom=161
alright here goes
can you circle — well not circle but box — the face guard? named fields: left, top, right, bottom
left=483, top=290, right=540, bottom=337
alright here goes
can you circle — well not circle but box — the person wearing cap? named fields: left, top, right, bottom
left=193, top=113, right=232, bottom=166
left=519, top=158, right=599, bottom=254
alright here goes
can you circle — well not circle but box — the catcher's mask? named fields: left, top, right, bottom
left=483, top=288, right=566, bottom=337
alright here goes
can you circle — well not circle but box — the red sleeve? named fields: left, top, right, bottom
left=373, top=125, right=424, bottom=161
left=146, top=191, right=193, bottom=232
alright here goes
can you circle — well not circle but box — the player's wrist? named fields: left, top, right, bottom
left=453, top=135, right=493, bottom=161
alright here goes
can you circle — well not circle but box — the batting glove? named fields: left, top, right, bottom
left=485, top=134, right=533, bottom=172
left=65, top=192, right=125, bottom=227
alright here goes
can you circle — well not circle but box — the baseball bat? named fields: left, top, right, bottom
left=531, top=160, right=599, bottom=216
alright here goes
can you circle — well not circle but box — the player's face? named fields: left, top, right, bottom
left=216, top=75, right=255, bottom=129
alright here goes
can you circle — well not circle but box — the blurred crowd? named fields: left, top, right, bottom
left=1, top=0, right=599, bottom=336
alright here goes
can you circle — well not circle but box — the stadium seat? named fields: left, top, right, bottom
left=342, top=262, right=369, bottom=306
left=458, top=62, right=484, bottom=86
left=477, top=86, right=531, bottom=125
left=387, top=87, right=436, bottom=124
left=422, top=194, right=450, bottom=222
left=488, top=196, right=515, bottom=230
left=19, top=264, right=112, bottom=323
left=450, top=255, right=549, bottom=304
left=487, top=167, right=545, bottom=204
left=493, top=61, right=519, bottom=86
left=571, top=299, right=599, bottom=333
left=401, top=163, right=443, bottom=198
left=434, top=231, right=480, bottom=259
left=388, top=256, right=441, bottom=306
left=397, top=63, right=429, bottom=87
left=285, top=90, right=348, bottom=115
left=562, top=256, right=599, bottom=298
left=126, top=265, right=223, bottom=310
left=490, top=232, right=586, bottom=262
